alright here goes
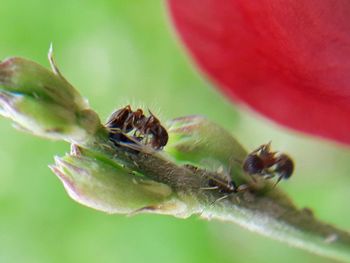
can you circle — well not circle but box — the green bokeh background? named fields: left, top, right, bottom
left=1, top=1, right=350, bottom=262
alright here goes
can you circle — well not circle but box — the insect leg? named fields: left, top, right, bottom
left=272, top=175, right=284, bottom=188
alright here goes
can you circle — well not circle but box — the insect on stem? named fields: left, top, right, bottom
left=242, top=142, right=294, bottom=186
left=106, top=105, right=168, bottom=150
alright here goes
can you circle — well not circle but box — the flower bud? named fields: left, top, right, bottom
left=166, top=115, right=247, bottom=178
left=0, top=54, right=101, bottom=142
left=50, top=145, right=178, bottom=214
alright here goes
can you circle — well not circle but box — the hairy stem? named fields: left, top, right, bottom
left=1, top=53, right=350, bottom=262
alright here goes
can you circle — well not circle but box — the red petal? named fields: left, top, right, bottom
left=168, top=0, right=350, bottom=145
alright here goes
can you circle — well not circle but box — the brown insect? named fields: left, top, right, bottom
left=106, top=105, right=168, bottom=150
left=243, top=142, right=294, bottom=186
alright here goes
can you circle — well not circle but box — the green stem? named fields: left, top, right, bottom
left=1, top=53, right=350, bottom=262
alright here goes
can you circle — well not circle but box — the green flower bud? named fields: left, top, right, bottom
left=49, top=145, right=184, bottom=215
left=166, top=115, right=247, bottom=180
left=0, top=49, right=102, bottom=142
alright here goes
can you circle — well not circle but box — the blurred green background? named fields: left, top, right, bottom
left=1, top=0, right=350, bottom=262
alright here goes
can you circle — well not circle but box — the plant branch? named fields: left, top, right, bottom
left=1, top=51, right=350, bottom=262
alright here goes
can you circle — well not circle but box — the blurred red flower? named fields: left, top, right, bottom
left=168, top=0, right=350, bottom=146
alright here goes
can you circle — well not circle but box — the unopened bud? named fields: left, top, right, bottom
left=50, top=145, right=177, bottom=214
left=166, top=115, right=247, bottom=177
left=0, top=50, right=102, bottom=142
